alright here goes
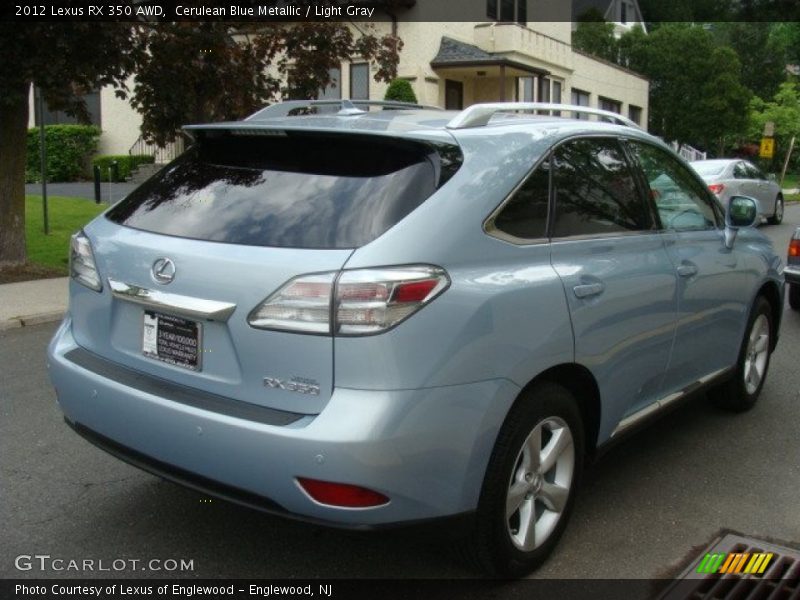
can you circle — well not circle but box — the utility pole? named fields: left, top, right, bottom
left=37, top=87, right=49, bottom=235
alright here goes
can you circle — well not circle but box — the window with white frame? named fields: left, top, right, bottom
left=571, top=88, right=590, bottom=119
left=318, top=67, right=341, bottom=100
left=487, top=0, right=526, bottom=24
left=350, top=63, right=369, bottom=100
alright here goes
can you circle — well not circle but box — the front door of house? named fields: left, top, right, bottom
left=445, top=80, right=463, bottom=110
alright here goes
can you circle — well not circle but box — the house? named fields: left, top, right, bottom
left=27, top=4, right=649, bottom=158
left=572, top=0, right=648, bottom=36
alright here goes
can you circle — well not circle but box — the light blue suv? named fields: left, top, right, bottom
left=48, top=100, right=783, bottom=576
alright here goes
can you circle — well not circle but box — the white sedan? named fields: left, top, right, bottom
left=691, top=158, right=784, bottom=225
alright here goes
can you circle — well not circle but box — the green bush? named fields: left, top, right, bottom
left=26, top=125, right=100, bottom=183
left=92, top=154, right=155, bottom=182
left=384, top=79, right=418, bottom=104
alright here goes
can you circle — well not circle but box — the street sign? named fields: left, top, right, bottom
left=764, top=121, right=775, bottom=137
left=760, top=137, right=775, bottom=159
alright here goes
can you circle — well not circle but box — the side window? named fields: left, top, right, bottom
left=733, top=162, right=749, bottom=179
left=628, top=141, right=719, bottom=231
left=745, top=162, right=765, bottom=180
left=551, top=138, right=651, bottom=237
left=493, top=157, right=549, bottom=240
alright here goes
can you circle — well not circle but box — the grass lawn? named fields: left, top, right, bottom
left=25, top=195, right=106, bottom=274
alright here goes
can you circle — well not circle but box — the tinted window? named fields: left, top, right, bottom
left=552, top=138, right=650, bottom=237
left=493, top=158, right=549, bottom=239
left=745, top=162, right=765, bottom=180
left=107, top=134, right=460, bottom=249
left=628, top=141, right=718, bottom=231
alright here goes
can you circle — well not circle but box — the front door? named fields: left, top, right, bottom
left=445, top=79, right=463, bottom=110
left=626, top=141, right=754, bottom=395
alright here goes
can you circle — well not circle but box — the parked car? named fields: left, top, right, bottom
left=48, top=100, right=783, bottom=576
left=690, top=158, right=784, bottom=225
left=785, top=228, right=800, bottom=310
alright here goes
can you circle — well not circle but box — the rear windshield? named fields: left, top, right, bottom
left=691, top=161, right=728, bottom=176
left=106, top=133, right=461, bottom=249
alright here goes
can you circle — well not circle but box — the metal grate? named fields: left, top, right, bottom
left=660, top=533, right=800, bottom=600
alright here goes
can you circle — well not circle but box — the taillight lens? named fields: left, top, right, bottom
left=69, top=231, right=102, bottom=292
left=789, top=239, right=800, bottom=257
left=247, top=272, right=335, bottom=334
left=248, top=266, right=449, bottom=336
left=708, top=183, right=725, bottom=195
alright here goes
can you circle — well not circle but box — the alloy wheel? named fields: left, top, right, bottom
left=506, top=417, right=575, bottom=551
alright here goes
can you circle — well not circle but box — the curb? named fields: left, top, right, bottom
left=0, top=311, right=64, bottom=332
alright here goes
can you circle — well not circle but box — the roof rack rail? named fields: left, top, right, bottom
left=246, top=99, right=442, bottom=121
left=446, top=102, right=641, bottom=130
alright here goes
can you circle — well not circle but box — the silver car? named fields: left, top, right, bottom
left=691, top=158, right=784, bottom=225
left=48, top=100, right=783, bottom=576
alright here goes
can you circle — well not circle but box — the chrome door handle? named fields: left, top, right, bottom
left=677, top=264, right=698, bottom=278
left=573, top=283, right=604, bottom=299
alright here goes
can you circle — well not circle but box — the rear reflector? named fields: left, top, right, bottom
left=789, top=239, right=800, bottom=257
left=708, top=183, right=725, bottom=195
left=296, top=477, right=390, bottom=508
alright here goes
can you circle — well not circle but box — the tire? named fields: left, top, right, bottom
left=790, top=284, right=800, bottom=311
left=768, top=195, right=784, bottom=225
left=710, top=296, right=773, bottom=412
left=460, top=382, right=584, bottom=577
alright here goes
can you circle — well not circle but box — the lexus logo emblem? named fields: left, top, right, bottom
left=151, top=258, right=176, bottom=284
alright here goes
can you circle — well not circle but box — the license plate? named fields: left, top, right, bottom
left=142, top=311, right=202, bottom=371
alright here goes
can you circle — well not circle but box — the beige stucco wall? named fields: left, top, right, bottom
left=27, top=78, right=143, bottom=156
left=570, top=51, right=649, bottom=125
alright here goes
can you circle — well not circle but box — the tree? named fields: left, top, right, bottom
left=748, top=82, right=800, bottom=171
left=384, top=79, right=417, bottom=103
left=572, top=19, right=618, bottom=63
left=0, top=21, right=138, bottom=267
left=132, top=23, right=402, bottom=146
left=712, top=22, right=790, bottom=100
left=620, top=23, right=751, bottom=153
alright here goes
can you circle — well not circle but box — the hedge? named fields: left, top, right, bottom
left=384, top=79, right=418, bottom=104
left=26, top=125, right=100, bottom=183
left=92, top=154, right=155, bottom=182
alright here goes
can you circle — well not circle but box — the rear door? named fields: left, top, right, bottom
left=548, top=137, right=678, bottom=439
left=74, top=131, right=450, bottom=415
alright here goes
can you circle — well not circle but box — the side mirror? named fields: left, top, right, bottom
left=724, top=196, right=758, bottom=249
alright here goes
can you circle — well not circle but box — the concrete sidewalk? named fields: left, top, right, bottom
left=0, top=277, right=68, bottom=331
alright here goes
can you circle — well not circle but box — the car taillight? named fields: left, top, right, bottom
left=708, top=183, right=725, bottom=195
left=247, top=266, right=449, bottom=336
left=69, top=231, right=102, bottom=292
left=789, top=239, right=800, bottom=257
left=296, top=477, right=389, bottom=508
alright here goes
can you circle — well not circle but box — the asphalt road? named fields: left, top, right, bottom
left=2, top=210, right=800, bottom=581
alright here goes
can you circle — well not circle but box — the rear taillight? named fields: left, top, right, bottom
left=69, top=231, right=102, bottom=292
left=708, top=183, right=725, bottom=195
left=247, top=266, right=449, bottom=336
left=789, top=239, right=800, bottom=257
left=296, top=477, right=389, bottom=508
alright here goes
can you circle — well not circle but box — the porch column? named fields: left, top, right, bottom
left=499, top=64, right=506, bottom=101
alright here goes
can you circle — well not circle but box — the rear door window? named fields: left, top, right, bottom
left=551, top=138, right=652, bottom=237
left=106, top=133, right=461, bottom=249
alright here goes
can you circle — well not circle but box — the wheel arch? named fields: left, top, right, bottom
left=517, top=363, right=602, bottom=456
left=756, top=280, right=782, bottom=351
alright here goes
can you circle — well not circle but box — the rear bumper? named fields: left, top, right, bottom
left=784, top=265, right=800, bottom=286
left=47, top=317, right=519, bottom=527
